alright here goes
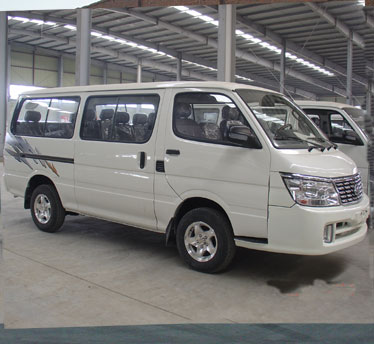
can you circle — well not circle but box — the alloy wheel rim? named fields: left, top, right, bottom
left=34, top=194, right=51, bottom=224
left=184, top=221, right=218, bottom=262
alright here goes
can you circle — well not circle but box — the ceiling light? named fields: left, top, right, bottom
left=12, top=16, right=30, bottom=23
left=31, top=19, right=44, bottom=25
left=186, top=10, right=202, bottom=17
left=64, top=24, right=76, bottom=31
left=91, top=31, right=102, bottom=37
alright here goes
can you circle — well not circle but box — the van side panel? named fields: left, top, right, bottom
left=4, top=133, right=77, bottom=210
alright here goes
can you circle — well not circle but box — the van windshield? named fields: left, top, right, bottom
left=236, top=89, right=331, bottom=150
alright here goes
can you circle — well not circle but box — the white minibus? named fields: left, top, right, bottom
left=296, top=101, right=369, bottom=193
left=4, top=82, right=370, bottom=272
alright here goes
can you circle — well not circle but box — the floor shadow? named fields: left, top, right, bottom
left=230, top=247, right=348, bottom=293
left=42, top=215, right=349, bottom=293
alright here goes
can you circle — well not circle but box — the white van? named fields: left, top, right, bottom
left=4, top=82, right=369, bottom=273
left=296, top=101, right=369, bottom=193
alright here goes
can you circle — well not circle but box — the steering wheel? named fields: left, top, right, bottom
left=274, top=123, right=292, bottom=136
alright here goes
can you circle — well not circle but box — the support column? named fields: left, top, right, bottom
left=103, top=64, right=108, bottom=84
left=57, top=55, right=63, bottom=87
left=0, top=13, right=8, bottom=156
left=137, top=59, right=142, bottom=83
left=75, top=9, right=91, bottom=86
left=176, top=53, right=182, bottom=81
left=346, top=31, right=353, bottom=105
left=217, top=5, right=236, bottom=82
left=280, top=40, right=286, bottom=94
left=367, top=81, right=372, bottom=118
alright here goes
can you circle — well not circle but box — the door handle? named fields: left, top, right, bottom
left=140, top=152, right=146, bottom=169
left=166, top=149, right=180, bottom=156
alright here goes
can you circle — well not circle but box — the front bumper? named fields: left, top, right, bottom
left=235, top=194, right=369, bottom=255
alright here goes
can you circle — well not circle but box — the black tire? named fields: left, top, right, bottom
left=176, top=207, right=236, bottom=273
left=30, top=184, right=66, bottom=233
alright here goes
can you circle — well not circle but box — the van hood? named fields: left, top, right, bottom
left=271, top=148, right=357, bottom=178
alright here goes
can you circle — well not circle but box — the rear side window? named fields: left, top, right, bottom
left=81, top=94, right=159, bottom=143
left=13, top=97, right=80, bottom=139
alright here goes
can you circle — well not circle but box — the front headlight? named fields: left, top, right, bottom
left=281, top=173, right=340, bottom=207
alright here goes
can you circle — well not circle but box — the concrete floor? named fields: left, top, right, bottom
left=1, top=167, right=374, bottom=328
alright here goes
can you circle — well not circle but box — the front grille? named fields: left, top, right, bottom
left=333, top=174, right=363, bottom=205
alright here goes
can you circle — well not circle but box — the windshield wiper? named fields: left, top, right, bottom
left=274, top=135, right=326, bottom=152
left=306, top=136, right=338, bottom=151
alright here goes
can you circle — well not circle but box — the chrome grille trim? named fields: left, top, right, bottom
left=333, top=174, right=363, bottom=205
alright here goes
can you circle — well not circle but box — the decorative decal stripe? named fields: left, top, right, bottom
left=19, top=153, right=74, bottom=164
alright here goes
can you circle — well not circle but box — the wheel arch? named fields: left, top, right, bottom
left=24, top=175, right=56, bottom=209
left=166, top=197, right=233, bottom=246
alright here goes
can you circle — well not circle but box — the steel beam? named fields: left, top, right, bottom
left=8, top=28, right=318, bottom=99
left=365, top=13, right=374, bottom=29
left=9, top=9, right=370, bottom=90
left=75, top=9, right=92, bottom=86
left=280, top=39, right=286, bottom=95
left=0, top=12, right=8, bottom=156
left=176, top=53, right=182, bottom=81
left=8, top=11, right=340, bottom=97
left=235, top=12, right=368, bottom=87
left=108, top=7, right=346, bottom=96
left=347, top=32, right=353, bottom=105
left=10, top=41, right=171, bottom=82
left=305, top=2, right=365, bottom=49
left=137, top=59, right=142, bottom=83
left=103, top=63, right=108, bottom=84
left=57, top=55, right=63, bottom=87
left=217, top=5, right=236, bottom=82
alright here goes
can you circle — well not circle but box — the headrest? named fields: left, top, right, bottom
left=69, top=113, right=77, bottom=123
left=133, top=113, right=148, bottom=125
left=222, top=106, right=239, bottom=120
left=24, top=110, right=41, bottom=122
left=115, top=112, right=130, bottom=124
left=260, top=95, right=275, bottom=107
left=174, top=103, right=191, bottom=119
left=148, top=112, right=156, bottom=123
left=100, top=108, right=114, bottom=121
left=85, top=109, right=96, bottom=121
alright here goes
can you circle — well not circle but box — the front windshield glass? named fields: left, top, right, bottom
left=343, top=107, right=368, bottom=138
left=236, top=89, right=331, bottom=149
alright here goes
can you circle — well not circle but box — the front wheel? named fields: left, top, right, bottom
left=176, top=208, right=236, bottom=273
left=30, top=184, right=65, bottom=233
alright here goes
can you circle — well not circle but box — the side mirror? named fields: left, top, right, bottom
left=228, top=125, right=262, bottom=149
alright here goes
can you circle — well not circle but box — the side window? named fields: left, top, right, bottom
left=13, top=97, right=79, bottom=138
left=329, top=113, right=363, bottom=145
left=45, top=98, right=80, bottom=138
left=81, top=94, right=160, bottom=143
left=302, top=108, right=329, bottom=136
left=306, top=114, right=322, bottom=129
left=81, top=97, right=117, bottom=141
left=173, top=92, right=254, bottom=145
left=14, top=99, right=49, bottom=136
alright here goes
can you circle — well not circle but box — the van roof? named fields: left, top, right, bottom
left=295, top=100, right=358, bottom=110
left=21, top=81, right=281, bottom=97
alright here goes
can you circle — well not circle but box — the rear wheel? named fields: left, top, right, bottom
left=176, top=207, right=236, bottom=273
left=30, top=184, right=65, bottom=233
